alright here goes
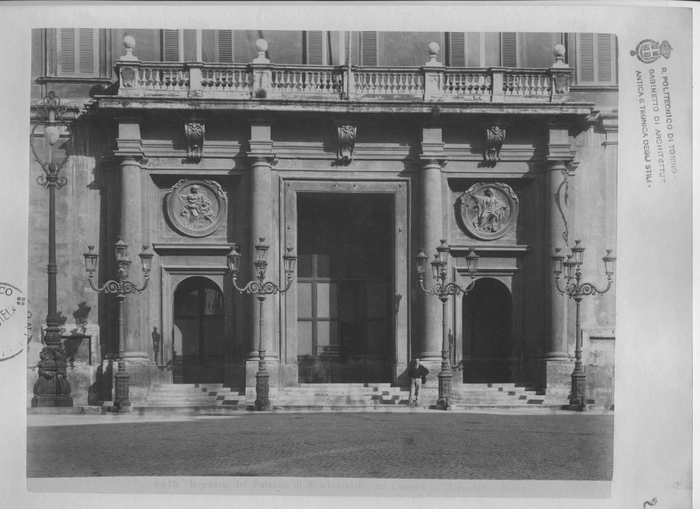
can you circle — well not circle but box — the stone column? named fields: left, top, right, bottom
left=246, top=119, right=278, bottom=399
left=249, top=156, right=275, bottom=359
left=542, top=121, right=574, bottom=401
left=115, top=123, right=148, bottom=361
left=418, top=126, right=445, bottom=381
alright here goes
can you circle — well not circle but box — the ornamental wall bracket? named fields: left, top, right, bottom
left=484, top=125, right=506, bottom=166
left=458, top=182, right=519, bottom=241
left=184, top=122, right=205, bottom=163
left=337, top=125, right=357, bottom=164
left=166, top=179, right=227, bottom=238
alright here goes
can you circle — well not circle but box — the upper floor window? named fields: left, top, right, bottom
left=57, top=28, right=99, bottom=76
left=447, top=32, right=563, bottom=68
left=574, top=33, right=617, bottom=86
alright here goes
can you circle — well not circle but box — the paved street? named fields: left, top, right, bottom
left=27, top=412, right=613, bottom=480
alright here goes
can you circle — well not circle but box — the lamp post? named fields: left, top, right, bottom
left=551, top=240, right=616, bottom=410
left=83, top=240, right=153, bottom=411
left=228, top=238, right=296, bottom=411
left=30, top=92, right=73, bottom=407
left=416, top=240, right=479, bottom=409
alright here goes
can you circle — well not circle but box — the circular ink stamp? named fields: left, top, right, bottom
left=0, top=281, right=27, bottom=361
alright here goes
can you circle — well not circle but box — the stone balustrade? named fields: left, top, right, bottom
left=114, top=37, right=573, bottom=103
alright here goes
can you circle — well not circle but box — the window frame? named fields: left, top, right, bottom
left=572, top=32, right=618, bottom=86
left=55, top=28, right=100, bottom=77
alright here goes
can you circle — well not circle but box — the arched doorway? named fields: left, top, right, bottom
left=462, top=277, right=513, bottom=383
left=173, top=276, right=226, bottom=384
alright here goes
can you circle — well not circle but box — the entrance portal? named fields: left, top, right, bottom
left=296, top=193, right=393, bottom=383
left=462, top=277, right=513, bottom=383
left=173, top=276, right=225, bottom=384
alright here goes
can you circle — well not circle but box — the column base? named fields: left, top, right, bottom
left=540, top=358, right=575, bottom=403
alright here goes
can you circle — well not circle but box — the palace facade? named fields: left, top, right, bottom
left=27, top=29, right=618, bottom=408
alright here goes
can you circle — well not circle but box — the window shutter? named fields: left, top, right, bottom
left=78, top=28, right=94, bottom=75
left=307, top=31, right=324, bottom=65
left=501, top=32, right=517, bottom=67
left=361, top=31, right=377, bottom=66
left=449, top=32, right=466, bottom=67
left=597, top=33, right=613, bottom=82
left=217, top=30, right=233, bottom=63
left=163, top=29, right=181, bottom=61
left=58, top=29, right=76, bottom=75
left=579, top=33, right=595, bottom=82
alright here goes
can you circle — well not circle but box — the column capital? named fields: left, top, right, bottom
left=114, top=140, right=146, bottom=164
left=419, top=156, right=447, bottom=168
left=248, top=154, right=278, bottom=167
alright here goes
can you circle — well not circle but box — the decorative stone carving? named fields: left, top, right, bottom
left=184, top=122, right=205, bottom=163
left=484, top=126, right=506, bottom=165
left=459, top=182, right=519, bottom=241
left=166, top=180, right=226, bottom=238
left=121, top=68, right=136, bottom=88
left=337, top=125, right=357, bottom=163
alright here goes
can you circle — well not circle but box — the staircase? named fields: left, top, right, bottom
left=138, top=382, right=551, bottom=412
left=144, top=384, right=246, bottom=410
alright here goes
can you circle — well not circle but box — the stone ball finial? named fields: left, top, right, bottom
left=425, top=42, right=442, bottom=67
left=121, top=35, right=138, bottom=61
left=552, top=43, right=568, bottom=68
left=253, top=38, right=270, bottom=63
left=255, top=39, right=268, bottom=53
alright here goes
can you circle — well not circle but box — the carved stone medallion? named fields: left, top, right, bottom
left=459, top=182, right=519, bottom=241
left=166, top=180, right=226, bottom=238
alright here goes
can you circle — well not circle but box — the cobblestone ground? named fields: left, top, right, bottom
left=27, top=413, right=613, bottom=480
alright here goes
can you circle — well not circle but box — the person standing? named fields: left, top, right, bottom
left=407, top=358, right=429, bottom=406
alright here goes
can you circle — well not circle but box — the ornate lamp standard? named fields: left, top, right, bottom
left=416, top=240, right=479, bottom=409
left=228, top=238, right=296, bottom=411
left=83, top=240, right=153, bottom=411
left=30, top=92, right=73, bottom=407
left=551, top=240, right=616, bottom=410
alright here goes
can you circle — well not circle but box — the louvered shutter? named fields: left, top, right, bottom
left=58, top=29, right=76, bottom=75
left=361, top=31, right=377, bottom=66
left=597, top=33, right=613, bottom=82
left=163, top=29, right=181, bottom=61
left=57, top=28, right=97, bottom=76
left=579, top=33, right=595, bottom=83
left=307, top=31, right=324, bottom=65
left=78, top=28, right=94, bottom=74
left=501, top=32, right=517, bottom=67
left=217, top=30, right=233, bottom=63
left=449, top=32, right=466, bottom=67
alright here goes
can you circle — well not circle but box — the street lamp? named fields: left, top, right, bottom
left=416, top=240, right=479, bottom=409
left=228, top=238, right=296, bottom=410
left=83, top=241, right=153, bottom=411
left=30, top=91, right=73, bottom=407
left=552, top=240, right=616, bottom=410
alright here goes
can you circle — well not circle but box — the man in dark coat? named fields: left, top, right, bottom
left=407, top=358, right=429, bottom=406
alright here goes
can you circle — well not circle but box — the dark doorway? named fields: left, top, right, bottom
left=462, top=277, right=513, bottom=383
left=296, top=193, right=393, bottom=383
left=173, top=277, right=226, bottom=384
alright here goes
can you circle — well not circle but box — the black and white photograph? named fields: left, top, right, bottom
left=0, top=3, right=694, bottom=509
